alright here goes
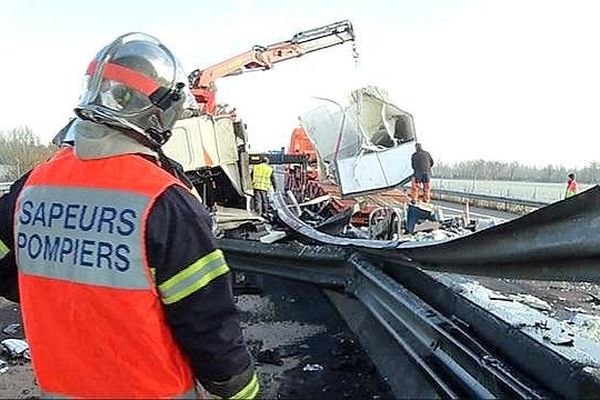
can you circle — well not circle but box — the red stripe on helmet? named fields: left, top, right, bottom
left=86, top=60, right=161, bottom=96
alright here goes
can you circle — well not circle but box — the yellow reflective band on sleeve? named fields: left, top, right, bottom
left=159, top=249, right=230, bottom=305
left=0, top=239, right=10, bottom=261
left=231, top=373, right=259, bottom=400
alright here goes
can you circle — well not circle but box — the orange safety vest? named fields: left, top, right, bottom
left=14, top=147, right=197, bottom=399
left=565, top=180, right=577, bottom=198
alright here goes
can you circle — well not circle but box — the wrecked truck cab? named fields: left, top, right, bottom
left=163, top=114, right=253, bottom=209
left=299, top=86, right=417, bottom=198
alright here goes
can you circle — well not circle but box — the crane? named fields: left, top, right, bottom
left=187, top=20, right=357, bottom=114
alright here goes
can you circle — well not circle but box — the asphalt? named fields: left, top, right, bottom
left=0, top=275, right=393, bottom=399
left=237, top=274, right=393, bottom=399
left=433, top=199, right=519, bottom=221
left=0, top=298, right=37, bottom=399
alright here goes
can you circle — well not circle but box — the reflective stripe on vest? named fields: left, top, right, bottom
left=0, top=238, right=9, bottom=261
left=16, top=147, right=195, bottom=398
left=252, top=163, right=273, bottom=191
left=231, top=372, right=260, bottom=399
left=159, top=249, right=229, bottom=304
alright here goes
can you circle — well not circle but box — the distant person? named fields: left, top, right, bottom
left=251, top=156, right=276, bottom=217
left=565, top=173, right=578, bottom=198
left=411, top=143, right=434, bottom=202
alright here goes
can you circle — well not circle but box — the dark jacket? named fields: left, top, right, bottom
left=0, top=165, right=255, bottom=398
left=411, top=150, right=434, bottom=176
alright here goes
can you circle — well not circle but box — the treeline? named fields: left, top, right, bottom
left=0, top=127, right=55, bottom=181
left=433, top=159, right=600, bottom=184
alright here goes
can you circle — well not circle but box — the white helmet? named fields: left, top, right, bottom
left=75, top=32, right=196, bottom=148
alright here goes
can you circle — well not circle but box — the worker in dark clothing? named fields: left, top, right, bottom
left=411, top=142, right=434, bottom=202
left=0, top=33, right=257, bottom=399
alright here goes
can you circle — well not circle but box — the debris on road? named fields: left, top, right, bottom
left=489, top=293, right=513, bottom=302
left=2, top=324, right=21, bottom=335
left=547, top=335, right=575, bottom=347
left=257, top=348, right=284, bottom=366
left=1, top=339, right=30, bottom=359
left=565, top=307, right=588, bottom=314
left=302, top=363, right=324, bottom=372
left=512, top=294, right=552, bottom=311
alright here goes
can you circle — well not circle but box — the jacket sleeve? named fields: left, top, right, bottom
left=147, top=185, right=258, bottom=399
left=0, top=172, right=31, bottom=303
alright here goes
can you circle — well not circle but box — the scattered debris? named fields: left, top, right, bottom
left=1, top=339, right=29, bottom=359
left=2, top=323, right=21, bottom=335
left=549, top=336, right=574, bottom=347
left=232, top=272, right=263, bottom=295
left=281, top=296, right=297, bottom=304
left=259, top=230, right=288, bottom=244
left=565, top=307, right=587, bottom=314
left=585, top=293, right=600, bottom=305
left=0, top=359, right=7, bottom=374
left=408, top=230, right=457, bottom=243
left=511, top=294, right=552, bottom=311
left=475, top=219, right=496, bottom=231
left=257, top=348, right=284, bottom=366
left=489, top=293, right=513, bottom=302
left=511, top=320, right=549, bottom=330
left=568, top=314, right=600, bottom=342
left=303, top=363, right=324, bottom=372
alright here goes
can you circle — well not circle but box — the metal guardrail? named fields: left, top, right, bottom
left=220, top=238, right=600, bottom=398
left=347, top=255, right=544, bottom=399
left=272, top=189, right=600, bottom=282
left=219, top=239, right=552, bottom=398
left=433, top=188, right=550, bottom=208
left=432, top=188, right=551, bottom=215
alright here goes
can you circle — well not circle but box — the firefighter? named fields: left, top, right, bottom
left=565, top=173, right=578, bottom=198
left=410, top=143, right=434, bottom=202
left=0, top=33, right=258, bottom=399
left=251, top=156, right=276, bottom=217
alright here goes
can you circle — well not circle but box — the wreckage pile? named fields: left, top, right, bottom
left=220, top=190, right=495, bottom=247
left=0, top=324, right=30, bottom=374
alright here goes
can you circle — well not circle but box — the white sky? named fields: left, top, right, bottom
left=1, top=0, right=599, bottom=168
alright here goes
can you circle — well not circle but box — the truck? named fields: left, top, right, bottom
left=163, top=20, right=359, bottom=211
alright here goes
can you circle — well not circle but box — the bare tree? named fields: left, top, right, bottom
left=434, top=159, right=599, bottom=184
left=0, top=127, right=55, bottom=180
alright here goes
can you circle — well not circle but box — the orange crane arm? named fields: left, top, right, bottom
left=188, top=20, right=357, bottom=114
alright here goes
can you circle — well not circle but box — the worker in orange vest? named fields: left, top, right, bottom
left=0, top=33, right=258, bottom=399
left=565, top=173, right=578, bottom=198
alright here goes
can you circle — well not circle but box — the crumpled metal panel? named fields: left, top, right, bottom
left=299, top=86, right=416, bottom=197
left=272, top=187, right=600, bottom=282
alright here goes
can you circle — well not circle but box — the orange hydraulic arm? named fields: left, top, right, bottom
left=188, top=20, right=357, bottom=114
